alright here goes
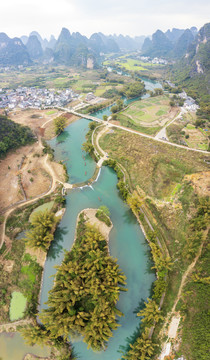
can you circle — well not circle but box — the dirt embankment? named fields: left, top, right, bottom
left=83, top=208, right=113, bottom=243
left=74, top=208, right=113, bottom=251
left=184, top=171, right=210, bottom=197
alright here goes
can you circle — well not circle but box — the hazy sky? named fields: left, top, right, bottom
left=1, top=0, right=209, bottom=39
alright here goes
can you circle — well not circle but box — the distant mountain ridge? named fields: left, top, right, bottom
left=142, top=26, right=198, bottom=59
left=0, top=25, right=203, bottom=67
left=0, top=33, right=31, bottom=66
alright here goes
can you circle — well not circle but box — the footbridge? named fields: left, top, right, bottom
left=57, top=107, right=104, bottom=123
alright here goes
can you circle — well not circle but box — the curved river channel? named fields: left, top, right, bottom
left=0, top=77, right=160, bottom=360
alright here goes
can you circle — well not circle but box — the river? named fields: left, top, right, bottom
left=1, top=76, right=160, bottom=360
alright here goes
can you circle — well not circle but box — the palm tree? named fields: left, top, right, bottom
left=137, top=299, right=163, bottom=325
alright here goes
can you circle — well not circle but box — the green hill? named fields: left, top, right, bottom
left=170, top=23, right=210, bottom=121
left=0, top=115, right=36, bottom=157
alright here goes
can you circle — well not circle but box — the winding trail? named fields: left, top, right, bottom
left=0, top=154, right=60, bottom=249
left=159, top=240, right=206, bottom=359
left=0, top=125, right=68, bottom=250
left=171, top=241, right=205, bottom=314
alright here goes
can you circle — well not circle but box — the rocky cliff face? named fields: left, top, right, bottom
left=186, top=23, right=210, bottom=74
left=26, top=35, right=43, bottom=60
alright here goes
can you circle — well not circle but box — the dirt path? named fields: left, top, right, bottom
left=61, top=107, right=209, bottom=155
left=0, top=155, right=57, bottom=248
left=92, top=124, right=109, bottom=167
left=159, top=240, right=205, bottom=359
left=0, top=318, right=33, bottom=333
left=0, top=130, right=65, bottom=249
left=171, top=241, right=204, bottom=314
left=155, top=108, right=186, bottom=141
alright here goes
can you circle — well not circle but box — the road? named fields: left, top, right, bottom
left=60, top=107, right=209, bottom=155
left=155, top=107, right=187, bottom=141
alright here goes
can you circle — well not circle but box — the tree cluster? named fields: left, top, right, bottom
left=103, top=159, right=129, bottom=200
left=20, top=323, right=72, bottom=360
left=25, top=210, right=57, bottom=252
left=123, top=299, right=163, bottom=360
left=122, top=328, right=156, bottom=360
left=0, top=115, right=35, bottom=157
left=120, top=80, right=146, bottom=99
left=95, top=205, right=112, bottom=227
left=40, top=213, right=127, bottom=351
left=54, top=116, right=67, bottom=135
left=111, top=99, right=124, bottom=114
left=42, top=139, right=55, bottom=160
left=149, top=88, right=164, bottom=97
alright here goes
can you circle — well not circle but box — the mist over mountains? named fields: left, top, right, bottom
left=0, top=24, right=208, bottom=69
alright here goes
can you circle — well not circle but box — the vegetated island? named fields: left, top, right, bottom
left=39, top=208, right=127, bottom=351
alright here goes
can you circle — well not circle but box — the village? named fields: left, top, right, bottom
left=0, top=87, right=79, bottom=110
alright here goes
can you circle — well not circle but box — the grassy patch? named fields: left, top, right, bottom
left=186, top=123, right=195, bottom=130
left=116, top=113, right=161, bottom=135
left=29, top=201, right=54, bottom=222
left=46, top=110, right=56, bottom=115
left=104, top=57, right=159, bottom=72
left=9, top=291, right=27, bottom=321
left=156, top=109, right=167, bottom=116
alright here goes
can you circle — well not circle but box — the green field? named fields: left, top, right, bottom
left=46, top=110, right=57, bottom=115
left=121, top=95, right=170, bottom=124
left=9, top=291, right=27, bottom=321
left=114, top=95, right=171, bottom=135
left=29, top=201, right=54, bottom=222
left=103, top=57, right=161, bottom=72
left=94, top=85, right=112, bottom=96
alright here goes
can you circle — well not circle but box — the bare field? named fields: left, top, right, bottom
left=9, top=107, right=78, bottom=139
left=0, top=144, right=34, bottom=211
left=184, top=171, right=210, bottom=197
left=0, top=108, right=67, bottom=212
left=0, top=141, right=53, bottom=211
left=9, top=108, right=61, bottom=132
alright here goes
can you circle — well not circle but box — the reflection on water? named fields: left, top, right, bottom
left=47, top=225, right=68, bottom=260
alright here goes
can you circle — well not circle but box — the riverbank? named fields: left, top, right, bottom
left=1, top=75, right=169, bottom=359
left=75, top=208, right=113, bottom=248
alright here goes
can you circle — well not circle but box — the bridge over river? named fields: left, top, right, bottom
left=57, top=107, right=104, bottom=123
left=57, top=107, right=209, bottom=155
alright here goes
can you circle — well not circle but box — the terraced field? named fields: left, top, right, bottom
left=115, top=95, right=178, bottom=135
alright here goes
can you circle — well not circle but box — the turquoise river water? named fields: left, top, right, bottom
left=0, top=77, right=160, bottom=360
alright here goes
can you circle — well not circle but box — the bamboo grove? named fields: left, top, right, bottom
left=24, top=210, right=58, bottom=252
left=40, top=212, right=127, bottom=351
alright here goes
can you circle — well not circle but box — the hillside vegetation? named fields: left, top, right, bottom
left=169, top=23, right=210, bottom=122
left=0, top=115, right=35, bottom=157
